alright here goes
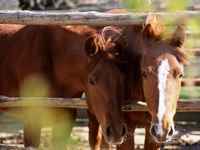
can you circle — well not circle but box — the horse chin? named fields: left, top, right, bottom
left=103, top=136, right=124, bottom=145
left=153, top=137, right=171, bottom=144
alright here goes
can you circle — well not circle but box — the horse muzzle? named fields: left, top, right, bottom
left=150, top=124, right=175, bottom=143
left=103, top=123, right=127, bottom=145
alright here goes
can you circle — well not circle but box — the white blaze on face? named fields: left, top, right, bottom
left=157, top=59, right=170, bottom=136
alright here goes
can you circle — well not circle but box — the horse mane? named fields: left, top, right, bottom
left=94, top=27, right=130, bottom=64
left=85, top=30, right=129, bottom=75
left=172, top=46, right=188, bottom=64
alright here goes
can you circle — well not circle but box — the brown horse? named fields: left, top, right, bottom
left=89, top=14, right=187, bottom=150
left=0, top=25, right=128, bottom=148
left=0, top=24, right=24, bottom=43
left=119, top=16, right=187, bottom=150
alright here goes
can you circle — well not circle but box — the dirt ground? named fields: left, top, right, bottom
left=0, top=113, right=199, bottom=150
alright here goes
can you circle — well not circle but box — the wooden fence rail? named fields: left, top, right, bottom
left=181, top=78, right=200, bottom=86
left=181, top=49, right=200, bottom=56
left=191, top=49, right=200, bottom=56
left=0, top=10, right=200, bottom=25
left=0, top=95, right=199, bottom=112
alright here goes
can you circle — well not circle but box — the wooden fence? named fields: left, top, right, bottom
left=0, top=10, right=200, bottom=114
left=0, top=10, right=200, bottom=25
left=0, top=96, right=200, bottom=112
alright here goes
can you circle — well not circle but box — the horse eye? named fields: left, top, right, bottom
left=89, top=78, right=95, bottom=86
left=179, top=74, right=183, bottom=78
left=143, top=72, right=147, bottom=78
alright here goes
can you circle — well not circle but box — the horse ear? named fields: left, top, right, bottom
left=85, top=36, right=98, bottom=58
left=142, top=24, right=156, bottom=41
left=143, top=14, right=163, bottom=41
left=171, top=26, right=186, bottom=48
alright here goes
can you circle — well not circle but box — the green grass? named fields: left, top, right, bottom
left=175, top=121, right=199, bottom=125
left=81, top=93, right=85, bottom=98
left=76, top=118, right=88, bottom=122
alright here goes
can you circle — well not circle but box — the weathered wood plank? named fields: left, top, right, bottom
left=0, top=10, right=147, bottom=25
left=192, top=49, right=200, bottom=56
left=123, top=99, right=200, bottom=112
left=0, top=96, right=199, bottom=112
left=0, top=96, right=87, bottom=109
left=181, top=78, right=200, bottom=86
left=0, top=10, right=200, bottom=26
left=176, top=99, right=200, bottom=112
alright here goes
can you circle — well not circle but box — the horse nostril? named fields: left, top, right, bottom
left=106, top=125, right=112, bottom=138
left=168, top=126, right=174, bottom=137
left=151, top=125, right=157, bottom=137
left=121, top=124, right=127, bottom=137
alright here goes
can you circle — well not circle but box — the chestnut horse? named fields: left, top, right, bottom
left=89, top=14, right=187, bottom=150
left=0, top=25, right=128, bottom=148
left=119, top=16, right=187, bottom=150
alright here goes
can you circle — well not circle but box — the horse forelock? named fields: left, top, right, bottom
left=90, top=29, right=130, bottom=64
left=97, top=27, right=128, bottom=52
left=172, top=47, right=188, bottom=65
left=143, top=29, right=188, bottom=66
left=159, top=29, right=188, bottom=65
left=143, top=15, right=187, bottom=65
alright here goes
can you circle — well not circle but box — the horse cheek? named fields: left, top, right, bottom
left=167, top=80, right=180, bottom=121
left=143, top=78, right=158, bottom=118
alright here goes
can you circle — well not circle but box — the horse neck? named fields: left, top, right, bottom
left=124, top=25, right=146, bottom=101
left=125, top=56, right=145, bottom=102
left=123, top=25, right=144, bottom=55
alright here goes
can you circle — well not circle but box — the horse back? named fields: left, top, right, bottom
left=0, top=25, right=95, bottom=97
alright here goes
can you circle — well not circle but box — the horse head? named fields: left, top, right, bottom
left=141, top=15, right=187, bottom=143
left=84, top=26, right=129, bottom=144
